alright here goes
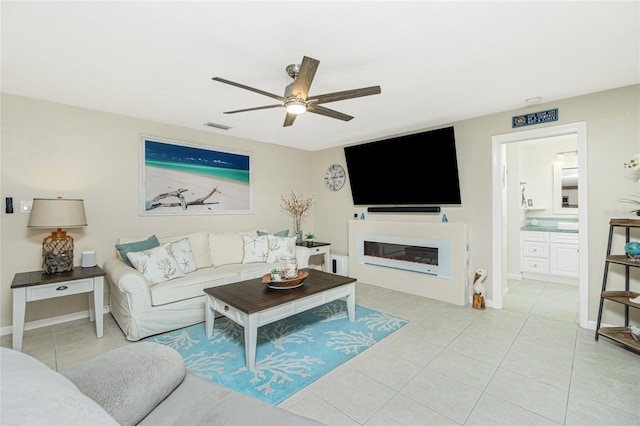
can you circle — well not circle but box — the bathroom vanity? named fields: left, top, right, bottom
left=521, top=218, right=579, bottom=284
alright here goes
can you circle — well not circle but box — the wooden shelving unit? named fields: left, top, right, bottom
left=595, top=219, right=640, bottom=352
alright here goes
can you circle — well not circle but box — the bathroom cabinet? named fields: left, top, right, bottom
left=521, top=230, right=579, bottom=283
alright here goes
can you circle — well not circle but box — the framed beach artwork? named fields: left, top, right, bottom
left=139, top=135, right=253, bottom=216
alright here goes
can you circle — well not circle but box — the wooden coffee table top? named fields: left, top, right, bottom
left=203, top=269, right=356, bottom=314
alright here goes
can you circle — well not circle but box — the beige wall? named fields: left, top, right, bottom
left=2, top=84, right=639, bottom=332
left=310, top=85, right=640, bottom=325
left=0, top=93, right=314, bottom=328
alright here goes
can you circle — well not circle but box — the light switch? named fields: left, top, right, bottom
left=20, top=200, right=32, bottom=213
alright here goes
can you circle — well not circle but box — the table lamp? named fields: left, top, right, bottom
left=28, top=197, right=87, bottom=274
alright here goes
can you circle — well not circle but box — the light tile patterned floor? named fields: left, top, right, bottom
left=3, top=278, right=639, bottom=425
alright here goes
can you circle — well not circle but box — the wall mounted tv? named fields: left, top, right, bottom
left=343, top=126, right=462, bottom=206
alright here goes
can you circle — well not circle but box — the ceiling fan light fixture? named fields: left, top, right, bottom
left=285, top=99, right=307, bottom=115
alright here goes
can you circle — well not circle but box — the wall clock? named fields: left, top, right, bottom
left=324, top=164, right=346, bottom=191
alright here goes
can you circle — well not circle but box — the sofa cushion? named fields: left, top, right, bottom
left=266, top=235, right=297, bottom=263
left=158, top=231, right=211, bottom=269
left=216, top=262, right=277, bottom=281
left=64, top=343, right=186, bottom=426
left=257, top=229, right=289, bottom=237
left=127, top=243, right=186, bottom=285
left=149, top=267, right=240, bottom=306
left=209, top=232, right=249, bottom=266
left=1, top=347, right=118, bottom=425
left=242, top=234, right=270, bottom=263
left=168, top=238, right=197, bottom=273
left=116, top=235, right=160, bottom=268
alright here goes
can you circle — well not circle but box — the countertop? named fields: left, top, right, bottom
left=521, top=217, right=579, bottom=233
left=521, top=225, right=578, bottom=233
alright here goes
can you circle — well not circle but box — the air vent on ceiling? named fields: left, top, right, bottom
left=204, top=122, right=231, bottom=130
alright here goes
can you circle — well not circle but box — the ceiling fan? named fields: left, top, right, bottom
left=212, top=56, right=381, bottom=127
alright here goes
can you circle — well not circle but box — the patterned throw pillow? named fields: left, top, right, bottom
left=126, top=243, right=186, bottom=285
left=266, top=235, right=296, bottom=263
left=168, top=238, right=197, bottom=273
left=242, top=235, right=270, bottom=263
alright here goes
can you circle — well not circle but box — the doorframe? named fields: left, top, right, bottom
left=491, top=122, right=589, bottom=328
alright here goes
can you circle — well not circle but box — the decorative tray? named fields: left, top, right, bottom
left=262, top=271, right=309, bottom=289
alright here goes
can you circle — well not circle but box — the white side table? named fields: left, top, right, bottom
left=298, top=241, right=331, bottom=271
left=11, top=266, right=105, bottom=351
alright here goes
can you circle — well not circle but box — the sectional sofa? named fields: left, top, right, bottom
left=1, top=342, right=323, bottom=425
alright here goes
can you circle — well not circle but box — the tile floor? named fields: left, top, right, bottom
left=3, top=278, right=639, bottom=425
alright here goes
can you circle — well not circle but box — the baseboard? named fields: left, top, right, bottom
left=0, top=306, right=111, bottom=337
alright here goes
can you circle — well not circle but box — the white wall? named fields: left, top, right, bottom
left=0, top=93, right=314, bottom=328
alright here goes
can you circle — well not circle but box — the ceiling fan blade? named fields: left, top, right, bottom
left=223, top=104, right=283, bottom=114
left=212, top=77, right=286, bottom=102
left=311, top=85, right=381, bottom=104
left=290, top=56, right=320, bottom=100
left=283, top=112, right=297, bottom=127
left=307, top=105, right=354, bottom=122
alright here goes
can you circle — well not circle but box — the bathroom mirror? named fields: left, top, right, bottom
left=553, top=162, right=579, bottom=214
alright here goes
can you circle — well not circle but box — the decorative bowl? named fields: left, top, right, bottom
left=262, top=270, right=309, bottom=289
left=624, top=242, right=640, bottom=261
left=629, top=325, right=640, bottom=343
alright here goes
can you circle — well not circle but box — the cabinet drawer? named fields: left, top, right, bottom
left=522, top=231, right=549, bottom=242
left=523, top=241, right=549, bottom=258
left=550, top=232, right=579, bottom=244
left=523, top=257, right=549, bottom=273
left=26, top=278, right=94, bottom=302
left=310, top=246, right=330, bottom=255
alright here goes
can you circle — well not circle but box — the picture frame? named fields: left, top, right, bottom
left=527, top=198, right=534, bottom=207
left=140, top=135, right=253, bottom=216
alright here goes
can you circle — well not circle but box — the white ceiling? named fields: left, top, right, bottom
left=2, top=1, right=638, bottom=151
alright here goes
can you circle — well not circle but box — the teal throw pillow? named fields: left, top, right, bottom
left=257, top=229, right=289, bottom=237
left=115, top=235, right=160, bottom=268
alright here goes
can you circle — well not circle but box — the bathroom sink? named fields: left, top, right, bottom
left=557, top=222, right=579, bottom=230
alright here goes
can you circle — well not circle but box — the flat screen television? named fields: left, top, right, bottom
left=343, top=126, right=462, bottom=206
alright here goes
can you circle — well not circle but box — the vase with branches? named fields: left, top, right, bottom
left=280, top=190, right=315, bottom=243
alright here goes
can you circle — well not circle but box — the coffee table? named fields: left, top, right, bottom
left=204, top=269, right=356, bottom=370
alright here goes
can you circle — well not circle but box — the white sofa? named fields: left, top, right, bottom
left=104, top=230, right=311, bottom=341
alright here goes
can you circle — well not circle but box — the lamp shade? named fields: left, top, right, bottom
left=28, top=198, right=87, bottom=229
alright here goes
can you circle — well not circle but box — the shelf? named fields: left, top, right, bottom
left=610, top=218, right=640, bottom=228
left=606, top=255, right=640, bottom=268
left=597, top=327, right=640, bottom=352
left=595, top=219, right=640, bottom=355
left=601, top=291, right=640, bottom=309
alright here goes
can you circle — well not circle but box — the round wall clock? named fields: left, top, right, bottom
left=324, top=164, right=346, bottom=191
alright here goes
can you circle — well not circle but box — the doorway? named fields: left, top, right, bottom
left=491, top=122, right=589, bottom=328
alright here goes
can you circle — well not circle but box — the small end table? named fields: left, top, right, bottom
left=11, top=266, right=105, bottom=351
left=297, top=241, right=331, bottom=271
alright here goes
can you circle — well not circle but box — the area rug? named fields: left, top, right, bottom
left=145, top=300, right=408, bottom=405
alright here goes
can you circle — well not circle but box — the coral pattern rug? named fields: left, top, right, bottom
left=146, top=300, right=407, bottom=404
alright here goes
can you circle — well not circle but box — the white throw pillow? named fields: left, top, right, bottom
left=168, top=238, right=197, bottom=273
left=127, top=243, right=186, bottom=285
left=158, top=231, right=211, bottom=269
left=266, top=235, right=297, bottom=263
left=242, top=235, right=270, bottom=263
